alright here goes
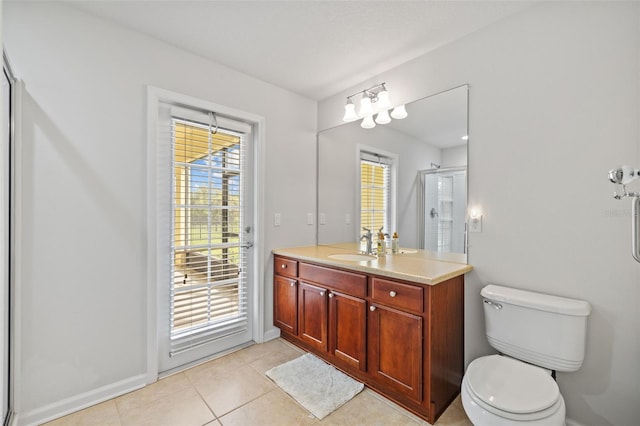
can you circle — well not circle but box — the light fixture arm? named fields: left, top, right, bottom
left=345, top=83, right=387, bottom=104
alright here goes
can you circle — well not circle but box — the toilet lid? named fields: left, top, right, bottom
left=466, top=355, right=560, bottom=414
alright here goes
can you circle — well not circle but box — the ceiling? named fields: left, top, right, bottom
left=68, top=0, right=534, bottom=100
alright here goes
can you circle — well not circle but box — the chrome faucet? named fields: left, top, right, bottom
left=360, top=227, right=373, bottom=255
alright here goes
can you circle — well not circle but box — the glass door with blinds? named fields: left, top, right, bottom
left=158, top=105, right=254, bottom=373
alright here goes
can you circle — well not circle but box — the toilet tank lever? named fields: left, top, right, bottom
left=483, top=299, right=503, bottom=310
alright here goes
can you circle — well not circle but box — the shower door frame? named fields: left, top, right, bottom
left=418, top=166, right=468, bottom=256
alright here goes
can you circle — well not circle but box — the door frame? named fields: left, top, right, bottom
left=146, top=86, right=265, bottom=383
left=2, top=51, right=20, bottom=426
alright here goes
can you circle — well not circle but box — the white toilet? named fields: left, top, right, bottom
left=461, top=284, right=591, bottom=425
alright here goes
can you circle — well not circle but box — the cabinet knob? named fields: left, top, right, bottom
left=389, top=291, right=397, bottom=298
left=370, top=305, right=376, bottom=311
left=328, top=293, right=334, bottom=298
left=281, top=264, right=287, bottom=269
left=290, top=281, right=295, bottom=287
left=320, top=291, right=325, bottom=297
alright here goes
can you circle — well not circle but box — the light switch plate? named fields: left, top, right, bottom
left=274, top=213, right=281, bottom=227
left=307, top=213, right=314, bottom=225
left=319, top=213, right=327, bottom=225
left=345, top=213, right=351, bottom=225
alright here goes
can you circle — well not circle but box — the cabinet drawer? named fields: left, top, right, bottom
left=274, top=256, right=298, bottom=278
left=371, top=278, right=423, bottom=313
left=299, top=263, right=366, bottom=298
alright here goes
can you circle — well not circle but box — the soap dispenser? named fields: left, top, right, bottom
left=391, top=232, right=399, bottom=254
left=377, top=228, right=386, bottom=256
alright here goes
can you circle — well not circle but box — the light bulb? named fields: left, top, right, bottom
left=377, top=88, right=391, bottom=110
left=390, top=104, right=407, bottom=119
left=375, top=110, right=391, bottom=124
left=359, top=94, right=373, bottom=116
left=343, top=99, right=358, bottom=122
left=361, top=115, right=376, bottom=129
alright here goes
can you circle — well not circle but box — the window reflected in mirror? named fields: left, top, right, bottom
left=317, top=85, right=468, bottom=263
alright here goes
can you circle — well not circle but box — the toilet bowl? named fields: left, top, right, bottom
left=461, top=355, right=565, bottom=426
left=461, top=285, right=591, bottom=426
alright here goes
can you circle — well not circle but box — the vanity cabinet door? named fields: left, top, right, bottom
left=328, top=291, right=367, bottom=371
left=274, top=275, right=297, bottom=335
left=368, top=303, right=423, bottom=402
left=298, top=281, right=328, bottom=351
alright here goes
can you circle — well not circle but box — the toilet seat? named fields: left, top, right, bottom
left=464, top=355, right=563, bottom=421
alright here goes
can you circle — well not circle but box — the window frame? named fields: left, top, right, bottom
left=355, top=145, right=397, bottom=241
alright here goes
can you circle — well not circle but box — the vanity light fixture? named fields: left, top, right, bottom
left=342, top=83, right=408, bottom=129
left=361, top=115, right=376, bottom=129
left=390, top=104, right=407, bottom=119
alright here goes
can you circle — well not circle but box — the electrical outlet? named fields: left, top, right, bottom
left=319, top=213, right=326, bottom=225
left=274, top=213, right=281, bottom=227
left=307, top=213, right=314, bottom=225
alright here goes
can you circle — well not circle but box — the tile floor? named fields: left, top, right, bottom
left=45, top=338, right=472, bottom=426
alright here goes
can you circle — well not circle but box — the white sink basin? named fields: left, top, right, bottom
left=328, top=253, right=377, bottom=262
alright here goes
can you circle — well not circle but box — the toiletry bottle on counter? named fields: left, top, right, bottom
left=391, top=232, right=399, bottom=254
left=377, top=230, right=386, bottom=255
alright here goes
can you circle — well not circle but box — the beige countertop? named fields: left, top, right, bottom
left=272, top=243, right=472, bottom=286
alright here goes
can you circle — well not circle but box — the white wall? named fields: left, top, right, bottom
left=3, top=2, right=317, bottom=423
left=441, top=145, right=467, bottom=168
left=320, top=2, right=640, bottom=425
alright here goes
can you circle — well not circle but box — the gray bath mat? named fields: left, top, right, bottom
left=265, top=353, right=364, bottom=419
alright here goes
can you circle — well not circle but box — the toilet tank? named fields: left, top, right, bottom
left=481, top=284, right=591, bottom=372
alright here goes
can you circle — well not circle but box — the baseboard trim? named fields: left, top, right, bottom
left=15, top=374, right=147, bottom=426
left=263, top=327, right=281, bottom=342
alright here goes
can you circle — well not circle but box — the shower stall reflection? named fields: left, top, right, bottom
left=421, top=167, right=467, bottom=254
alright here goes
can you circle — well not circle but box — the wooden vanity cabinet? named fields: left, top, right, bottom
left=368, top=302, right=423, bottom=401
left=299, top=262, right=368, bottom=371
left=273, top=257, right=298, bottom=335
left=274, top=256, right=368, bottom=370
left=368, top=277, right=425, bottom=401
left=273, top=255, right=464, bottom=424
left=297, top=281, right=328, bottom=351
left=329, top=290, right=367, bottom=371
left=273, top=275, right=297, bottom=335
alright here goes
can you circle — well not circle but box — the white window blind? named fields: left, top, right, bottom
left=169, top=114, right=249, bottom=355
left=360, top=151, right=393, bottom=234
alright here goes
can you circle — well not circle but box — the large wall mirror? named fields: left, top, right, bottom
left=317, top=84, right=469, bottom=263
